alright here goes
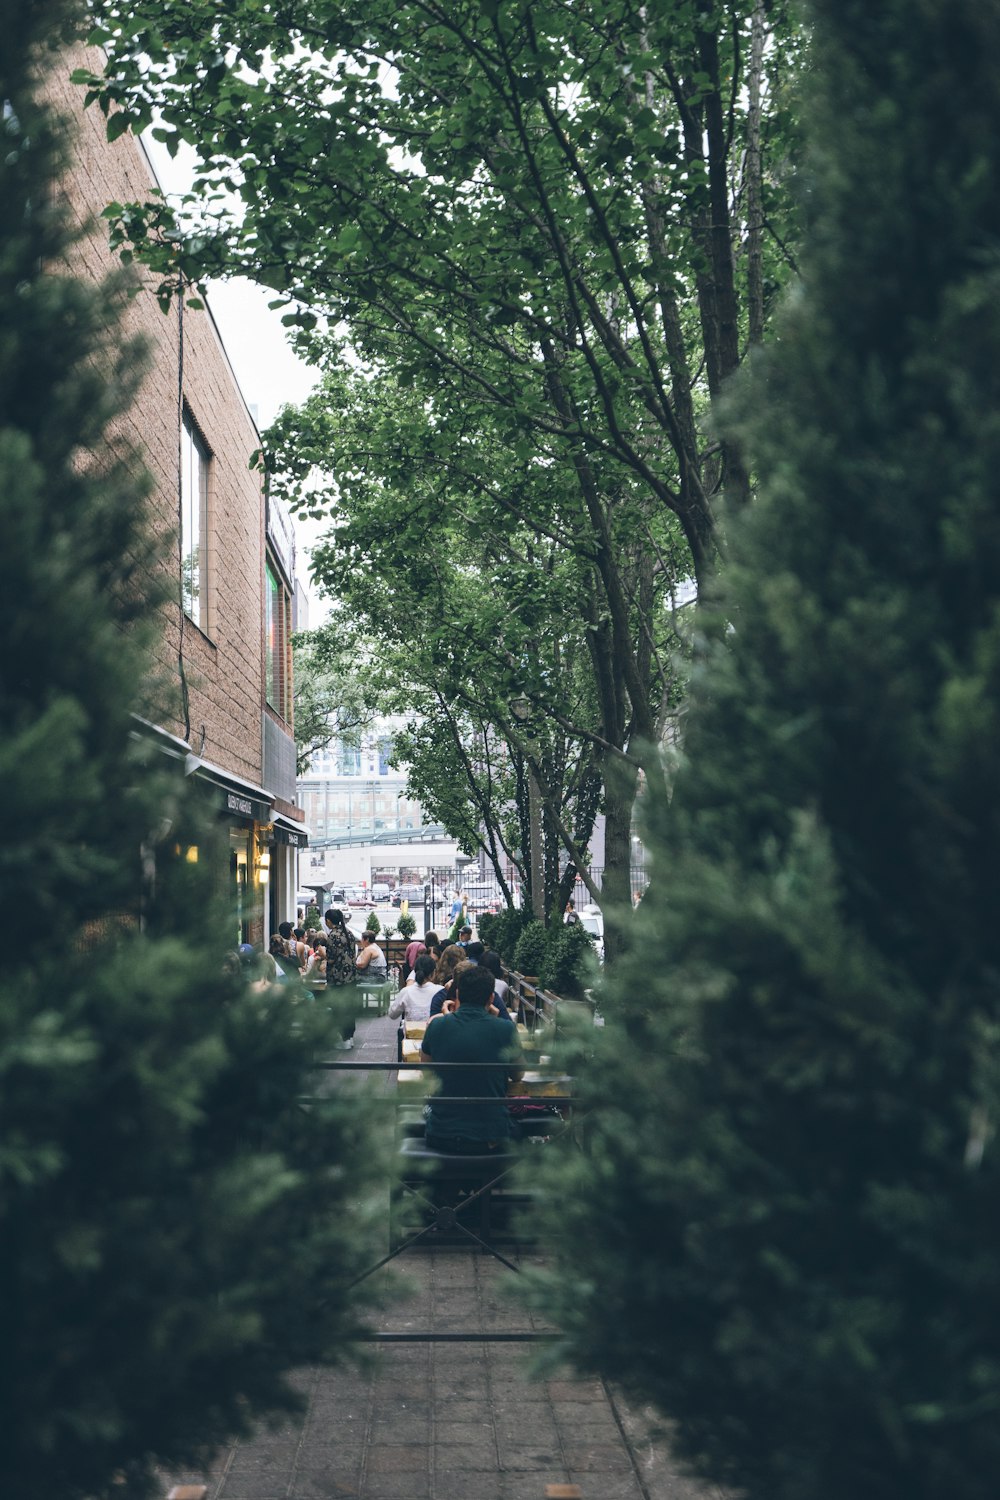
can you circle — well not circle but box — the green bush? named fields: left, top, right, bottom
left=480, top=907, right=531, bottom=964
left=540, top=921, right=598, bottom=999
left=476, top=911, right=499, bottom=949
left=525, top=3, right=1000, bottom=1497
left=364, top=910, right=381, bottom=936
left=396, top=911, right=417, bottom=939
left=512, top=918, right=548, bottom=977
left=0, top=15, right=389, bottom=1495
left=304, top=902, right=322, bottom=929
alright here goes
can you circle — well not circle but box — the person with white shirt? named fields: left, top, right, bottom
left=388, top=953, right=439, bottom=1022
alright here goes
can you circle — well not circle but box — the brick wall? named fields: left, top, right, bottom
left=46, top=50, right=266, bottom=788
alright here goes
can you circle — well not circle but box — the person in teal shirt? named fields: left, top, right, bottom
left=420, top=963, right=524, bottom=1151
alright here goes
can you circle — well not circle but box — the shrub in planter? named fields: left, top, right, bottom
left=541, top=921, right=599, bottom=1000
left=397, top=912, right=417, bottom=940
left=483, top=907, right=531, bottom=965
left=513, top=919, right=548, bottom=978
left=304, top=902, right=322, bottom=929
left=364, top=911, right=381, bottom=936
left=476, top=911, right=499, bottom=950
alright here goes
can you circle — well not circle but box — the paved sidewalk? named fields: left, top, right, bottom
left=162, top=1014, right=726, bottom=1500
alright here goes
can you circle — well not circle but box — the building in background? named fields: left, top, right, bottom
left=48, top=50, right=308, bottom=945
left=298, top=730, right=458, bottom=898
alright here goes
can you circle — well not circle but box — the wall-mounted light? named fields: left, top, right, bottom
left=257, top=848, right=271, bottom=884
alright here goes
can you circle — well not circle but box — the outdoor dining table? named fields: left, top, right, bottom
left=395, top=1037, right=569, bottom=1100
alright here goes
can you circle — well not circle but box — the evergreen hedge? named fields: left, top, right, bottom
left=478, top=907, right=530, bottom=965
left=539, top=921, right=598, bottom=1000
left=524, top=2, right=1000, bottom=1497
left=0, top=10, right=389, bottom=1495
left=512, top=919, right=548, bottom=978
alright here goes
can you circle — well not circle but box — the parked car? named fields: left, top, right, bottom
left=391, top=883, right=426, bottom=907
left=464, top=882, right=501, bottom=915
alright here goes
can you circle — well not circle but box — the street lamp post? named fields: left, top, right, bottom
left=511, top=698, right=545, bottom=922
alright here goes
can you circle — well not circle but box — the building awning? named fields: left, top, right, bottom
left=184, top=754, right=274, bottom=826
left=271, top=811, right=310, bottom=848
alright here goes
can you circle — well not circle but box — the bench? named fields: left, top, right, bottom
left=391, top=1136, right=520, bottom=1248
left=356, top=976, right=394, bottom=1014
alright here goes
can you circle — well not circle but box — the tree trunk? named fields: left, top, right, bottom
left=601, top=755, right=640, bottom=965
left=746, top=0, right=767, bottom=348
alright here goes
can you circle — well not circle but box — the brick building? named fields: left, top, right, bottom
left=47, top=49, right=308, bottom=946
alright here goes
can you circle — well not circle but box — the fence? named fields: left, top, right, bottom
left=347, top=864, right=649, bottom=916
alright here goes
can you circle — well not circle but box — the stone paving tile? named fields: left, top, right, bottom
left=293, top=1474, right=361, bottom=1499
left=546, top=1378, right=608, bottom=1402
left=431, top=1470, right=505, bottom=1500
left=216, top=1476, right=290, bottom=1499
left=500, top=1476, right=572, bottom=1500
left=361, top=1474, right=431, bottom=1498
left=549, top=1398, right=622, bottom=1426
left=497, top=1443, right=566, bottom=1471
left=567, top=1472, right=646, bottom=1500
left=367, top=1445, right=429, bottom=1472
left=562, top=1441, right=638, bottom=1473
left=226, top=1451, right=297, bottom=1477
left=434, top=1419, right=496, bottom=1443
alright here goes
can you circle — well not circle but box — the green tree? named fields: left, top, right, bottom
left=292, top=607, right=377, bottom=773
left=524, top=2, right=1000, bottom=1497
left=77, top=0, right=803, bottom=948
left=0, top=10, right=388, bottom=1496
left=267, top=362, right=657, bottom=934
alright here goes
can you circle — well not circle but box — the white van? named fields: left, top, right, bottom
left=578, top=905, right=605, bottom=963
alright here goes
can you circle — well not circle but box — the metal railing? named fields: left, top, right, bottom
left=310, top=1057, right=576, bottom=1341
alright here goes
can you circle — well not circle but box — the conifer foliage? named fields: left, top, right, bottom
left=0, top=6, right=387, bottom=1498
left=527, top=3, right=1000, bottom=1497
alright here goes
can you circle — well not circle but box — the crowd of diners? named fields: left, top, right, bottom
left=236, top=913, right=526, bottom=1149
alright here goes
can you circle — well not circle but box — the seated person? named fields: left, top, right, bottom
left=458, top=925, right=473, bottom=948
left=388, top=953, right=439, bottom=1021
left=403, top=936, right=426, bottom=977
left=481, top=949, right=511, bottom=1010
left=429, top=958, right=513, bottom=1021
left=269, top=931, right=297, bottom=979
left=420, top=964, right=524, bottom=1152
left=355, top=929, right=388, bottom=983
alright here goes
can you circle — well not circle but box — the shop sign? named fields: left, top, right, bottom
left=273, top=823, right=309, bottom=847
left=221, top=788, right=271, bottom=823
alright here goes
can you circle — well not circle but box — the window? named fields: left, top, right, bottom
left=337, top=742, right=362, bottom=776
left=265, top=557, right=293, bottom=721
left=180, top=410, right=210, bottom=629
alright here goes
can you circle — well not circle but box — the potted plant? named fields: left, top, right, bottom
left=513, top=918, right=548, bottom=980
left=397, top=911, right=417, bottom=941
left=541, top=920, right=599, bottom=1000
left=364, top=910, right=381, bottom=937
